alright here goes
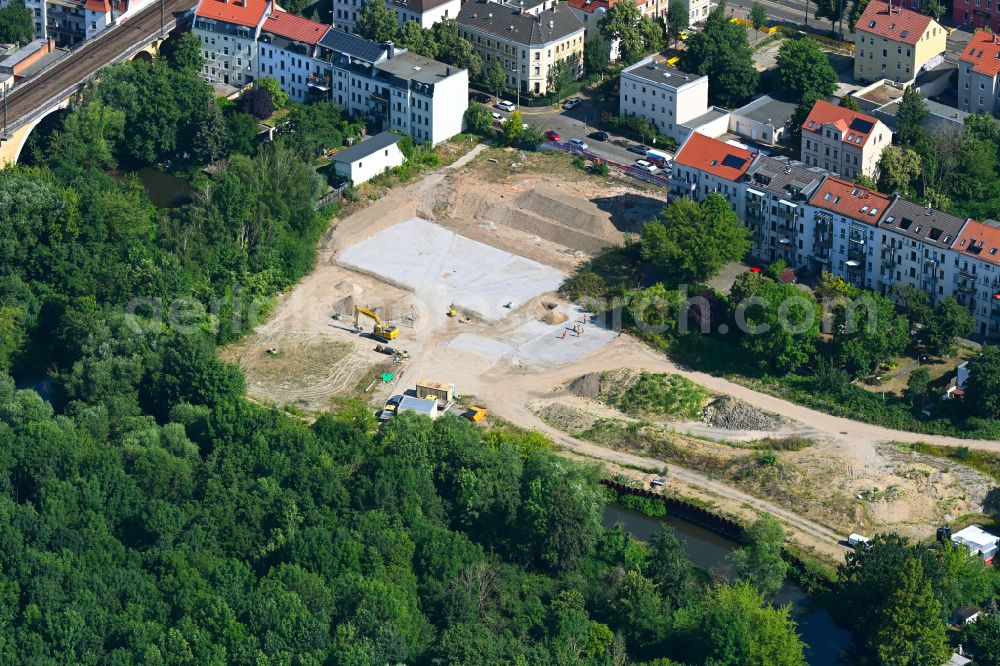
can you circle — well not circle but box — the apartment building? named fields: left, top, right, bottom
left=457, top=0, right=584, bottom=95
left=807, top=177, right=893, bottom=290
left=670, top=132, right=754, bottom=210
left=193, top=0, right=272, bottom=87
left=854, top=0, right=946, bottom=84
left=953, top=0, right=1000, bottom=32
left=258, top=10, right=328, bottom=102
left=800, top=99, right=891, bottom=180
left=566, top=0, right=620, bottom=61
left=877, top=198, right=967, bottom=305
left=333, top=0, right=459, bottom=33
left=4, top=0, right=153, bottom=47
left=619, top=57, right=710, bottom=144
left=741, top=156, right=825, bottom=265
left=958, top=30, right=1000, bottom=115
left=952, top=220, right=1000, bottom=339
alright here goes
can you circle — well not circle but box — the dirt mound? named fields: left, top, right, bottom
left=568, top=372, right=603, bottom=399
left=702, top=396, right=787, bottom=431
left=485, top=204, right=610, bottom=254
left=544, top=311, right=569, bottom=325
left=333, top=295, right=356, bottom=315
left=335, top=281, right=364, bottom=294
left=516, top=190, right=607, bottom=235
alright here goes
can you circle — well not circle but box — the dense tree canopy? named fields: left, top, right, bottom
left=0, top=1, right=33, bottom=45
left=680, top=2, right=759, bottom=107
left=776, top=38, right=838, bottom=103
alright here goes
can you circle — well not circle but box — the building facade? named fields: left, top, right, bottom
left=952, top=220, right=1000, bottom=339
left=800, top=99, right=892, bottom=180
left=258, top=10, right=328, bottom=102
left=669, top=132, right=754, bottom=209
left=958, top=30, right=1000, bottom=115
left=619, top=57, right=709, bottom=144
left=854, top=0, right=946, bottom=84
left=566, top=0, right=620, bottom=61
left=332, top=131, right=406, bottom=183
left=333, top=0, right=459, bottom=33
left=741, top=156, right=825, bottom=265
left=193, top=0, right=271, bottom=87
left=457, top=0, right=584, bottom=95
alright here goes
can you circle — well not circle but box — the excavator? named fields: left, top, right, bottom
left=354, top=305, right=399, bottom=342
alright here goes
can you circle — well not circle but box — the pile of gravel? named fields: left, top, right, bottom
left=701, top=396, right=787, bottom=431
left=568, top=372, right=602, bottom=399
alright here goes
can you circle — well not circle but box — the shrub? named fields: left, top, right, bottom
left=618, top=493, right=668, bottom=517
left=237, top=87, right=275, bottom=120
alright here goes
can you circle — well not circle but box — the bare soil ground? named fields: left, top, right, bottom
left=223, top=146, right=996, bottom=562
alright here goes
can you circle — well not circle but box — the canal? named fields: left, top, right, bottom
left=603, top=504, right=857, bottom=666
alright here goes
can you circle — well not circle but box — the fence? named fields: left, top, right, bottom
left=315, top=182, right=349, bottom=209
left=601, top=479, right=745, bottom=540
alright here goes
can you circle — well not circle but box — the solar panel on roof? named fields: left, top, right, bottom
left=849, top=118, right=875, bottom=134
left=721, top=154, right=747, bottom=169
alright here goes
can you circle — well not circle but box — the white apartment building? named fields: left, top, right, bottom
left=193, top=0, right=272, bottom=87
left=566, top=0, right=620, bottom=61
left=958, top=30, right=1000, bottom=115
left=457, top=0, right=584, bottom=96
left=952, top=220, right=1000, bottom=339
left=741, top=156, right=825, bottom=265
left=800, top=99, right=892, bottom=180
left=669, top=131, right=754, bottom=209
left=877, top=198, right=967, bottom=305
left=619, top=57, right=710, bottom=144
left=334, top=0, right=459, bottom=33
left=4, top=0, right=154, bottom=47
left=258, top=10, right=328, bottom=102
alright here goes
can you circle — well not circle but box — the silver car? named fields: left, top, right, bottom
left=569, top=138, right=589, bottom=150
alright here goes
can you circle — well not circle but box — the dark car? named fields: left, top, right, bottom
left=589, top=131, right=609, bottom=141
left=628, top=144, right=650, bottom=156
left=471, top=92, right=491, bottom=104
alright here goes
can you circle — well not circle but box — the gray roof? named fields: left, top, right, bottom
left=388, top=0, right=456, bottom=13
left=622, top=58, right=702, bottom=89
left=331, top=132, right=403, bottom=163
left=397, top=396, right=438, bottom=415
left=745, top=155, right=824, bottom=201
left=376, top=51, right=461, bottom=86
left=732, top=95, right=798, bottom=126
left=457, top=0, right=583, bottom=46
left=875, top=98, right=977, bottom=135
left=682, top=107, right=729, bottom=130
left=318, top=27, right=388, bottom=64
left=881, top=197, right=967, bottom=247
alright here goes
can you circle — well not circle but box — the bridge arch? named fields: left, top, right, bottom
left=0, top=100, right=70, bottom=166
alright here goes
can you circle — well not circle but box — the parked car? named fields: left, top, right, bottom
left=563, top=98, right=581, bottom=110
left=545, top=130, right=561, bottom=141
left=628, top=144, right=650, bottom=156
left=569, top=138, right=589, bottom=150
left=495, top=100, right=516, bottom=112
left=589, top=130, right=609, bottom=141
left=634, top=159, right=659, bottom=173
left=492, top=112, right=504, bottom=122
left=472, top=92, right=491, bottom=104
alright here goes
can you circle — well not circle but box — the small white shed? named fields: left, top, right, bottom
left=331, top=132, right=405, bottom=185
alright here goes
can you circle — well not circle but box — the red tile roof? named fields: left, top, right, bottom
left=196, top=0, right=269, bottom=28
left=262, top=10, right=327, bottom=44
left=673, top=132, right=755, bottom=182
left=566, top=0, right=619, bottom=12
left=953, top=219, right=1000, bottom=266
left=802, top=99, right=883, bottom=148
left=808, top=176, right=893, bottom=224
left=84, top=0, right=110, bottom=12
left=961, top=30, right=1000, bottom=77
left=855, top=0, right=936, bottom=46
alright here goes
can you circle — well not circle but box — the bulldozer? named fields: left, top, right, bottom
left=354, top=305, right=399, bottom=342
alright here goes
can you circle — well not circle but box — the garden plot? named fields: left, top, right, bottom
left=338, top=218, right=565, bottom=321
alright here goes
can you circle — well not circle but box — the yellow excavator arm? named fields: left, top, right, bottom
left=354, top=305, right=399, bottom=341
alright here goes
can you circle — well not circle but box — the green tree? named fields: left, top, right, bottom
left=257, top=76, right=289, bottom=109
left=896, top=86, right=928, bottom=147
left=849, top=0, right=871, bottom=32
left=666, top=1, right=688, bottom=47
left=902, top=367, right=931, bottom=409
left=840, top=94, right=861, bottom=111
left=832, top=289, right=908, bottom=378
left=501, top=110, right=524, bottom=146
left=962, top=614, right=1000, bottom=666
left=48, top=100, right=125, bottom=172
left=923, top=0, right=945, bottom=20
left=891, top=283, right=931, bottom=330
left=727, top=515, right=788, bottom=598
left=965, top=345, right=1000, bottom=419
left=0, top=2, right=33, bottom=45
left=728, top=272, right=820, bottom=374
left=192, top=100, right=229, bottom=164
left=639, top=15, right=665, bottom=54
left=485, top=60, right=507, bottom=98
left=872, top=558, right=949, bottom=666
left=813, top=0, right=846, bottom=35
left=922, top=297, right=974, bottom=357
left=640, top=193, right=751, bottom=283
left=357, top=0, right=399, bottom=43
left=433, top=20, right=483, bottom=76
left=875, top=146, right=922, bottom=197
left=226, top=111, right=259, bottom=155
left=396, top=19, right=438, bottom=58
left=776, top=38, right=837, bottom=103
left=600, top=0, right=644, bottom=64
left=750, top=1, right=768, bottom=39
left=607, top=570, right=667, bottom=650
left=584, top=38, right=610, bottom=75
left=681, top=4, right=759, bottom=106
left=162, top=31, right=203, bottom=74
left=520, top=124, right=546, bottom=150
left=547, top=59, right=574, bottom=97
left=644, top=528, right=698, bottom=610
left=464, top=101, right=493, bottom=135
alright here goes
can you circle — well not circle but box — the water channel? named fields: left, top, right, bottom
left=603, top=504, right=858, bottom=665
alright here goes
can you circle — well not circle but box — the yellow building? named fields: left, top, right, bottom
left=853, top=0, right=946, bottom=84
left=457, top=0, right=585, bottom=96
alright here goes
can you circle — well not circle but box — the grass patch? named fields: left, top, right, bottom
left=739, top=436, right=814, bottom=451
left=898, top=442, right=1000, bottom=483
left=599, top=371, right=711, bottom=420
left=618, top=493, right=668, bottom=517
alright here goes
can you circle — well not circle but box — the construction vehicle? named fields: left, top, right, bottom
left=447, top=305, right=457, bottom=317
left=464, top=405, right=487, bottom=422
left=354, top=305, right=399, bottom=341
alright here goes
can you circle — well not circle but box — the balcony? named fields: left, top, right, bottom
left=958, top=267, right=977, bottom=279
left=307, top=74, right=331, bottom=92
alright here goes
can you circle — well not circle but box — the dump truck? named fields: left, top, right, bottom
left=463, top=406, right=487, bottom=422
left=354, top=305, right=399, bottom=342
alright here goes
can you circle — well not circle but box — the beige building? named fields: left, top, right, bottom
left=800, top=99, right=892, bottom=181
left=457, top=0, right=584, bottom=95
left=854, top=0, right=946, bottom=84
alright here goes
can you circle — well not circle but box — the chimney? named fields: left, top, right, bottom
left=386, top=40, right=395, bottom=58
left=446, top=66, right=451, bottom=75
left=549, top=19, right=553, bottom=28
